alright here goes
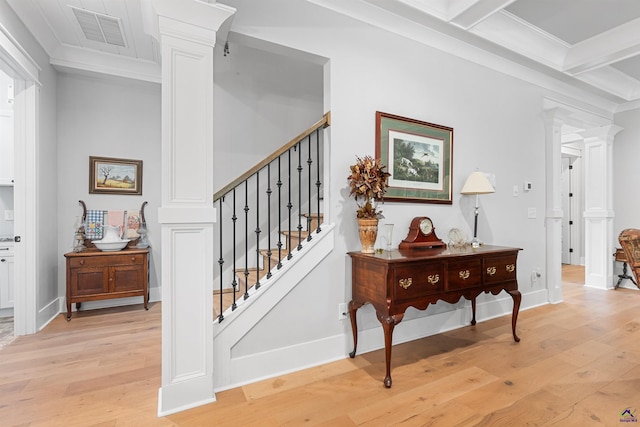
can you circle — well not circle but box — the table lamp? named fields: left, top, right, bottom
left=460, top=171, right=495, bottom=248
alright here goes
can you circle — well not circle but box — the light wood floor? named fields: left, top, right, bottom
left=2, top=265, right=640, bottom=426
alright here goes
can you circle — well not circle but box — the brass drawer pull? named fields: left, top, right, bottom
left=427, top=274, right=440, bottom=285
left=399, top=278, right=412, bottom=289
left=80, top=260, right=85, bottom=265
left=486, top=266, right=496, bottom=276
left=506, top=264, right=515, bottom=273
left=459, top=270, right=470, bottom=280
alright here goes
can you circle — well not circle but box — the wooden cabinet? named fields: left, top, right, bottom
left=348, top=245, right=521, bottom=387
left=64, top=248, right=149, bottom=320
left=0, top=244, right=14, bottom=309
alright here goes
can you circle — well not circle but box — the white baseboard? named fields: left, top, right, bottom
left=38, top=297, right=61, bottom=330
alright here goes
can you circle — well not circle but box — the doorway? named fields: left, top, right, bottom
left=561, top=138, right=584, bottom=267
left=0, top=68, right=14, bottom=335
left=1, top=27, right=39, bottom=336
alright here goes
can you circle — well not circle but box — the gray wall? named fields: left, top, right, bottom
left=56, top=73, right=162, bottom=303
left=223, top=0, right=592, bottom=368
left=614, top=108, right=640, bottom=242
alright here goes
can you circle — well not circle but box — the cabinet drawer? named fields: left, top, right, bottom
left=69, top=254, right=144, bottom=268
left=483, top=255, right=517, bottom=284
left=446, top=260, right=482, bottom=290
left=393, top=262, right=444, bottom=300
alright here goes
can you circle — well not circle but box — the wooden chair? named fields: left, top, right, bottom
left=617, top=229, right=640, bottom=289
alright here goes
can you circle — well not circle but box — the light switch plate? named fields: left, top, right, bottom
left=4, top=210, right=14, bottom=221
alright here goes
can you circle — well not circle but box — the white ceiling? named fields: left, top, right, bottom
left=8, top=0, right=640, bottom=108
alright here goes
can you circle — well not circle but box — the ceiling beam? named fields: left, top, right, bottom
left=564, top=17, right=640, bottom=75
left=449, top=0, right=516, bottom=29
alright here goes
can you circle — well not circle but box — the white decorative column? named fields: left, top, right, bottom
left=152, top=0, right=235, bottom=416
left=581, top=125, right=622, bottom=290
left=544, top=108, right=569, bottom=304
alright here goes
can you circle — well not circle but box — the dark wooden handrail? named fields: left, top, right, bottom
left=213, top=112, right=331, bottom=202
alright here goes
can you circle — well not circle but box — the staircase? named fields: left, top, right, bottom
left=213, top=213, right=323, bottom=318
left=213, top=113, right=330, bottom=323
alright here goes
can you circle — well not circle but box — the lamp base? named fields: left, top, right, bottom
left=471, top=237, right=480, bottom=248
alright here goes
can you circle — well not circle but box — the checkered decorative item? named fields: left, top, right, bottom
left=85, top=210, right=105, bottom=240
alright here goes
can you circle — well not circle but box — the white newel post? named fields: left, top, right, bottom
left=582, top=125, right=622, bottom=290
left=153, top=0, right=235, bottom=416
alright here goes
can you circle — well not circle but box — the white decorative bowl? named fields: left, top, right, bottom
left=93, top=239, right=130, bottom=252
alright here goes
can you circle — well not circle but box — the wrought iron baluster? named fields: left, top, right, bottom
left=244, top=181, right=250, bottom=300
left=307, top=135, right=312, bottom=241
left=266, top=164, right=273, bottom=279
left=217, top=197, right=224, bottom=323
left=315, top=128, right=322, bottom=233
left=287, top=148, right=293, bottom=260
left=255, top=171, right=261, bottom=290
left=231, top=189, right=237, bottom=311
left=277, top=157, right=283, bottom=269
left=297, top=142, right=303, bottom=250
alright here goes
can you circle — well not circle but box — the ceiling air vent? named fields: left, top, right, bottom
left=70, top=6, right=126, bottom=48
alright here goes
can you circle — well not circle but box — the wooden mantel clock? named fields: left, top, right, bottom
left=398, top=216, right=446, bottom=249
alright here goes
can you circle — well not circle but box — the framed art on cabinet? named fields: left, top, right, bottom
left=375, top=111, right=453, bottom=204
left=89, top=156, right=143, bottom=195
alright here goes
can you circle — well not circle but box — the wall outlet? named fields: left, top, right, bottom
left=338, top=303, right=348, bottom=320
left=4, top=210, right=14, bottom=221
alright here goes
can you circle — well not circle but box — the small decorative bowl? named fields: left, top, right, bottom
left=93, top=239, right=130, bottom=252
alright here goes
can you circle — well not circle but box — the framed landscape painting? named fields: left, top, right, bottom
left=375, top=112, right=453, bottom=204
left=89, top=156, right=143, bottom=195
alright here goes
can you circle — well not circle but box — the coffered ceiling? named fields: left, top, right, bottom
left=8, top=0, right=640, bottom=108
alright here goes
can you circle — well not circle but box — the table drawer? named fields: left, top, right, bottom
left=483, top=255, right=517, bottom=284
left=69, top=253, right=144, bottom=268
left=447, top=260, right=482, bottom=290
left=393, top=262, right=445, bottom=300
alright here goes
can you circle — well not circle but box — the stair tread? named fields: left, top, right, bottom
left=281, top=230, right=311, bottom=236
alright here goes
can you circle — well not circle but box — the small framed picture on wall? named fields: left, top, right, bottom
left=89, top=156, right=143, bottom=195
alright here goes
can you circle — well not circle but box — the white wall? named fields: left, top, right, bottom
left=213, top=38, right=324, bottom=193
left=222, top=0, right=555, bottom=371
left=613, top=107, right=640, bottom=287
left=56, top=72, right=162, bottom=306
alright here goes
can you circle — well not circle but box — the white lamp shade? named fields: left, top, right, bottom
left=460, top=171, right=495, bottom=195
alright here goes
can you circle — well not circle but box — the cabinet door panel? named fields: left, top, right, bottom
left=0, top=256, right=14, bottom=308
left=111, top=265, right=144, bottom=293
left=71, top=268, right=109, bottom=295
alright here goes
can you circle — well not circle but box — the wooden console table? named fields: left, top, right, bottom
left=64, top=248, right=149, bottom=320
left=348, top=245, right=521, bottom=387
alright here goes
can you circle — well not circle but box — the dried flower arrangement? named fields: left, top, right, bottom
left=347, top=155, right=391, bottom=219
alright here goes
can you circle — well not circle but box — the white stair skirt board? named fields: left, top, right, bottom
left=213, top=224, right=335, bottom=390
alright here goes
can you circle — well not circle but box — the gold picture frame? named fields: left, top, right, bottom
left=89, top=156, right=143, bottom=195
